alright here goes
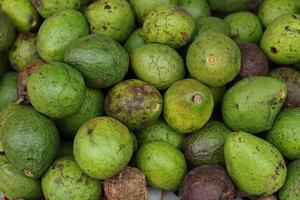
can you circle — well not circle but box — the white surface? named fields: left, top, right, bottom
left=148, top=187, right=178, bottom=200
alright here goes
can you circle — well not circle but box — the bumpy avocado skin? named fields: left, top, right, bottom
left=0, top=53, right=11, bottom=77
left=64, top=34, right=129, bottom=89
left=266, top=108, right=300, bottom=160
left=137, top=141, right=187, bottom=190
left=105, top=79, right=163, bottom=130
left=42, top=157, right=102, bottom=200
left=74, top=117, right=133, bottom=180
left=196, top=16, right=230, bottom=36
left=37, top=9, right=89, bottom=62
left=1, top=106, right=60, bottom=178
left=225, top=131, right=287, bottom=196
left=0, top=155, right=42, bottom=200
left=0, top=0, right=39, bottom=31
left=124, top=28, right=145, bottom=54
left=222, top=77, right=287, bottom=134
left=208, top=0, right=253, bottom=13
left=0, top=72, right=17, bottom=110
left=260, top=14, right=300, bottom=65
left=85, top=0, right=135, bottom=42
left=0, top=12, right=15, bottom=52
left=56, top=88, right=104, bottom=137
left=279, top=159, right=300, bottom=200
left=163, top=79, right=214, bottom=134
left=183, top=120, right=231, bottom=166
left=178, top=0, right=211, bottom=20
left=131, top=43, right=185, bottom=90
left=0, top=105, right=23, bottom=135
left=143, top=5, right=196, bottom=48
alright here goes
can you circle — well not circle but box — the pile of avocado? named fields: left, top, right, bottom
left=0, top=0, right=300, bottom=199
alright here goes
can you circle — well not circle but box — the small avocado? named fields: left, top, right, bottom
left=0, top=12, right=16, bottom=52
left=0, top=72, right=17, bottom=110
left=196, top=16, right=230, bottom=36
left=178, top=0, right=211, bottom=20
left=124, top=28, right=145, bottom=54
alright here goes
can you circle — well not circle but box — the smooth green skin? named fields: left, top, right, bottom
left=183, top=120, right=231, bottom=166
left=27, top=62, right=86, bottom=119
left=208, top=0, right=252, bottom=13
left=124, top=28, right=145, bottom=54
left=64, top=34, right=129, bottom=89
left=42, top=157, right=102, bottom=200
left=266, top=108, right=300, bottom=160
left=260, top=14, right=300, bottom=65
left=0, top=12, right=15, bottom=52
left=186, top=32, right=241, bottom=87
left=32, top=0, right=81, bottom=18
left=196, top=16, right=230, bottom=36
left=137, top=119, right=185, bottom=149
left=56, top=88, right=104, bottom=137
left=0, top=0, right=39, bottom=31
left=225, top=131, right=287, bottom=196
left=37, top=9, right=89, bottom=62
left=0, top=72, right=17, bottom=110
left=137, top=141, right=187, bottom=190
left=258, top=0, right=300, bottom=27
left=279, top=159, right=300, bottom=200
left=85, top=0, right=135, bottom=42
left=2, top=106, right=60, bottom=178
left=224, top=11, right=263, bottom=44
left=178, top=0, right=211, bottom=20
left=163, top=79, right=214, bottom=134
left=105, top=79, right=163, bottom=130
left=129, top=0, right=178, bottom=22
left=143, top=5, right=196, bottom=48
left=56, top=142, right=73, bottom=158
left=8, top=32, right=40, bottom=71
left=0, top=53, right=11, bottom=77
left=222, top=76, right=287, bottom=134
left=0, top=155, right=42, bottom=200
left=131, top=44, right=185, bottom=90
left=208, top=85, right=226, bottom=107
left=74, top=117, right=133, bottom=179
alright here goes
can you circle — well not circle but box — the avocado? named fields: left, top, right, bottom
left=124, top=28, right=145, bottom=54
left=196, top=16, right=230, bottom=36
left=0, top=73, right=17, bottom=110
left=208, top=85, right=226, bottom=107
left=37, top=9, right=89, bottom=62
left=178, top=0, right=211, bottom=20
left=64, top=34, right=129, bottom=89
left=207, top=0, right=254, bottom=13
left=225, top=131, right=287, bottom=196
left=222, top=77, right=287, bottom=134
left=0, top=53, right=11, bottom=78
left=0, top=12, right=16, bottom=52
left=42, top=156, right=102, bottom=200
left=56, top=141, right=73, bottom=158
left=0, top=105, right=24, bottom=135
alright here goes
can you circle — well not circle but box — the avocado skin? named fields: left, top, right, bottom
left=0, top=72, right=17, bottom=110
left=0, top=12, right=16, bottom=52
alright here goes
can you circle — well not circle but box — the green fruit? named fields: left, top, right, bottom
left=163, top=79, right=214, bottom=134
left=208, top=0, right=253, bottom=13
left=196, top=16, right=230, bottom=36
left=0, top=0, right=39, bottom=31
left=131, top=44, right=185, bottom=90
left=56, top=142, right=73, bottom=158
left=186, top=32, right=241, bottom=86
left=266, top=108, right=300, bottom=160
left=74, top=117, right=133, bottom=179
left=1, top=106, right=60, bottom=178
left=225, top=11, right=263, bottom=44
left=0, top=12, right=15, bottom=52
left=258, top=0, right=300, bottom=27
left=279, top=159, right=300, bottom=200
left=0, top=105, right=23, bottom=135
left=208, top=85, right=226, bottom=107
left=124, top=28, right=145, bottom=54
left=8, top=32, right=40, bottom=71
left=64, top=34, right=129, bottom=88
left=137, top=141, right=187, bottom=190
left=0, top=72, right=17, bottom=110
left=0, top=155, right=42, bottom=200
left=225, top=131, right=287, bottom=196
left=183, top=120, right=231, bottom=166
left=56, top=88, right=104, bottom=137
left=27, top=62, right=86, bottom=119
left=260, top=14, right=300, bottom=65
left=32, top=0, right=81, bottom=18
left=85, top=0, right=135, bottom=42
left=105, top=79, right=163, bottom=130
left=129, top=0, right=178, bottom=22
left=37, top=9, right=89, bottom=62
left=0, top=53, right=11, bottom=77
left=178, top=0, right=211, bottom=20
left=137, top=119, right=185, bottom=148
left=222, top=77, right=287, bottom=134
left=42, top=156, right=102, bottom=200
left=143, top=5, right=196, bottom=48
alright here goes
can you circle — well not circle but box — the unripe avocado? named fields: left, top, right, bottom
left=178, top=0, right=211, bottom=20
left=124, top=28, right=145, bottom=54
left=207, top=0, right=253, bottom=13
left=225, top=131, right=287, bottom=196
left=196, top=16, right=230, bottom=36
left=0, top=72, right=17, bottom=110
left=0, top=12, right=15, bottom=52
left=222, top=77, right=287, bottom=134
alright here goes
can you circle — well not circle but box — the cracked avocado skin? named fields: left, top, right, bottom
left=27, top=62, right=86, bottom=119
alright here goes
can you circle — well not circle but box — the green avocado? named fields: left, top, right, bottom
left=124, top=28, right=145, bottom=54
left=225, top=131, right=287, bottom=196
left=0, top=72, right=17, bottom=110
left=64, top=34, right=129, bottom=89
left=196, top=16, right=230, bottom=36
left=208, top=85, right=226, bottom=107
left=178, top=0, right=211, bottom=20
left=42, top=156, right=102, bottom=200
left=0, top=53, right=11, bottom=77
left=207, top=0, right=253, bottom=13
left=0, top=105, right=23, bottom=135
left=1, top=106, right=60, bottom=178
left=0, top=12, right=15, bottom=52
left=37, top=9, right=89, bottom=62
left=222, top=76, right=287, bottom=134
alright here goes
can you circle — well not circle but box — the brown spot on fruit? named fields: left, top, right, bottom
left=150, top=103, right=160, bottom=111
left=32, top=0, right=42, bottom=9
left=181, top=32, right=189, bottom=42
left=192, top=94, right=203, bottom=104
left=142, top=85, right=152, bottom=93
left=55, top=177, right=63, bottom=184
left=271, top=47, right=278, bottom=54
left=104, top=4, right=111, bottom=9
left=23, top=169, right=34, bottom=177
left=207, top=54, right=216, bottom=64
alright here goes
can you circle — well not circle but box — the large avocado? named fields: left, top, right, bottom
left=0, top=12, right=15, bottom=52
left=124, top=28, right=145, bottom=54
left=0, top=72, right=17, bottom=110
left=196, top=16, right=230, bottom=36
left=178, top=0, right=211, bottom=20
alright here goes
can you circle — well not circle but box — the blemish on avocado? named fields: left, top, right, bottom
left=53, top=163, right=64, bottom=170
left=271, top=47, right=278, bottom=54
left=104, top=4, right=111, bottom=9
left=180, top=32, right=189, bottom=42
left=76, top=175, right=83, bottom=183
left=235, top=104, right=239, bottom=109
left=208, top=54, right=216, bottom=64
left=103, top=26, right=107, bottom=30
left=32, top=0, right=42, bottom=9
left=192, top=94, right=203, bottom=104
left=55, top=177, right=63, bottom=184
left=23, top=169, right=33, bottom=177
